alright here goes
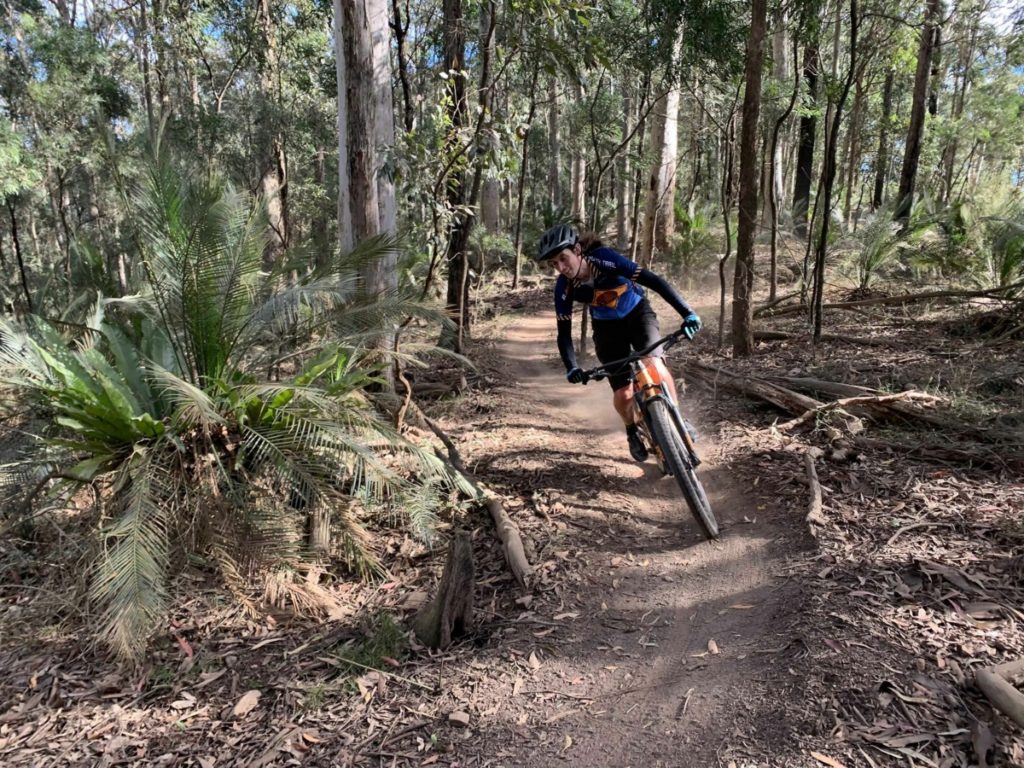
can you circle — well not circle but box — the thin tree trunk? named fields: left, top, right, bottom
left=733, top=0, right=767, bottom=357
left=6, top=199, right=32, bottom=314
left=513, top=65, right=540, bottom=288
left=842, top=78, right=864, bottom=227
left=570, top=81, right=586, bottom=223
left=792, top=44, right=819, bottom=238
left=718, top=111, right=736, bottom=349
left=616, top=90, right=633, bottom=251
left=811, top=0, right=858, bottom=343
left=548, top=77, right=561, bottom=211
left=392, top=0, right=415, bottom=132
left=769, top=33, right=800, bottom=303
left=872, top=67, right=894, bottom=210
left=895, top=0, right=941, bottom=224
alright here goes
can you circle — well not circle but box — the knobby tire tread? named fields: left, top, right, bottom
left=647, top=400, right=719, bottom=540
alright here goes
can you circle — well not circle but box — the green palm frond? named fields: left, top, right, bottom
left=90, top=446, right=172, bottom=659
left=148, top=363, right=223, bottom=431
left=6, top=157, right=474, bottom=660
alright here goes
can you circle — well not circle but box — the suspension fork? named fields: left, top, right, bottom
left=632, top=359, right=700, bottom=465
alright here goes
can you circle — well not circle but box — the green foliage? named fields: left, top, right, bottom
left=839, top=204, right=942, bottom=289
left=0, top=161, right=469, bottom=660
left=667, top=202, right=719, bottom=279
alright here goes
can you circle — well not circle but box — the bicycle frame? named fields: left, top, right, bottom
left=628, top=357, right=700, bottom=467
left=583, top=331, right=699, bottom=465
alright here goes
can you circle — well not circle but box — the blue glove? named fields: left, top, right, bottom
left=566, top=367, right=586, bottom=384
left=681, top=312, right=702, bottom=340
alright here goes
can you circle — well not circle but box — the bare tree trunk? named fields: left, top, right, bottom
left=570, top=82, right=586, bottom=224
left=792, top=43, right=819, bottom=238
left=479, top=2, right=500, bottom=234
left=872, top=67, right=894, bottom=210
left=391, top=0, right=415, bottom=132
left=258, top=0, right=289, bottom=268
left=616, top=91, right=633, bottom=251
left=548, top=77, right=561, bottom=211
left=842, top=78, right=864, bottom=227
left=513, top=65, right=540, bottom=288
left=769, top=32, right=800, bottom=303
left=5, top=198, right=32, bottom=314
left=895, top=0, right=941, bottom=224
left=940, top=9, right=978, bottom=203
left=733, top=0, right=767, bottom=357
left=812, top=0, right=858, bottom=343
left=718, top=111, right=737, bottom=349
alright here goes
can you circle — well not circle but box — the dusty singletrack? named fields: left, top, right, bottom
left=458, top=301, right=813, bottom=767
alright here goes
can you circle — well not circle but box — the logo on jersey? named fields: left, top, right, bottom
left=592, top=283, right=629, bottom=308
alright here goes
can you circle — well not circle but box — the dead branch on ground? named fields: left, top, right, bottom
left=976, top=659, right=1024, bottom=729
left=804, top=452, right=826, bottom=530
left=761, top=281, right=1024, bottom=318
left=778, top=391, right=941, bottom=432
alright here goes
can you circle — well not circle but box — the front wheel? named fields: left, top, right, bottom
left=646, top=400, right=719, bottom=540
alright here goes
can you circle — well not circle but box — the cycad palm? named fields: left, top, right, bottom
left=0, top=162, right=468, bottom=659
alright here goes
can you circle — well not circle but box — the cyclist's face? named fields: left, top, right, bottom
left=550, top=246, right=582, bottom=279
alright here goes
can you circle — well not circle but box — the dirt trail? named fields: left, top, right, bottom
left=464, top=305, right=810, bottom=767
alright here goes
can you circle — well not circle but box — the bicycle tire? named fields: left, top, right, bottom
left=646, top=400, right=719, bottom=540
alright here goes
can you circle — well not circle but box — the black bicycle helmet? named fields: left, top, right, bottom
left=536, top=223, right=578, bottom=262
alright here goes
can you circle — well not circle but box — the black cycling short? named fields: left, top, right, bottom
left=591, top=299, right=662, bottom=390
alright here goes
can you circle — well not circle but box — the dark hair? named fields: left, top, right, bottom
left=578, top=232, right=604, bottom=254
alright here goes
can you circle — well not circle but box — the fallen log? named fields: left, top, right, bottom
left=762, top=281, right=1024, bottom=318
left=771, top=375, right=1022, bottom=445
left=803, top=453, right=826, bottom=529
left=753, top=291, right=801, bottom=318
left=687, top=362, right=823, bottom=416
left=404, top=399, right=532, bottom=589
left=752, top=330, right=895, bottom=347
left=778, top=391, right=941, bottom=432
left=687, top=363, right=863, bottom=432
left=976, top=659, right=1024, bottom=729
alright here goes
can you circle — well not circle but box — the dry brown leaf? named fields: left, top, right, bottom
left=561, top=734, right=573, bottom=752
left=448, top=710, right=470, bottom=727
left=810, top=752, right=846, bottom=768
left=232, top=689, right=261, bottom=718
left=708, top=639, right=720, bottom=655
left=528, top=652, right=542, bottom=670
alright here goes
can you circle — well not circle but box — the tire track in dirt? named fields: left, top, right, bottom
left=477, top=306, right=808, bottom=767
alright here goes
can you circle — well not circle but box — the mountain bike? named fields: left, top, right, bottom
left=581, top=330, right=719, bottom=540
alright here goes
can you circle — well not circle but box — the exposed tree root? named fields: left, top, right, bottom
left=976, top=659, right=1024, bottom=729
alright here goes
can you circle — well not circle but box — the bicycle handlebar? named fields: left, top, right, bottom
left=580, top=328, right=689, bottom=383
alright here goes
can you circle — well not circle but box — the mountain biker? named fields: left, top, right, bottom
left=535, top=223, right=702, bottom=461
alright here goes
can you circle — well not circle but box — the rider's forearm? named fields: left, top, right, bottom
left=556, top=318, right=578, bottom=370
left=636, top=269, right=694, bottom=318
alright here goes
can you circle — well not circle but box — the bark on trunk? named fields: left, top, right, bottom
left=570, top=82, right=586, bottom=223
left=872, top=68, right=894, bottom=210
left=512, top=65, right=540, bottom=288
left=811, top=0, right=858, bottom=343
left=792, top=44, right=819, bottom=238
left=733, top=0, right=767, bottom=357
left=895, top=0, right=941, bottom=224
left=548, top=77, right=561, bottom=211
left=616, top=91, right=633, bottom=252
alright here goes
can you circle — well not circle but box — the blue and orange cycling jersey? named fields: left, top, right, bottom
left=554, top=247, right=645, bottom=321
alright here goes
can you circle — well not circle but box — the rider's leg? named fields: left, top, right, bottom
left=612, top=383, right=634, bottom=426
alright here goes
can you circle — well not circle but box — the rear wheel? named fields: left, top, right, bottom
left=646, top=400, right=719, bottom=540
